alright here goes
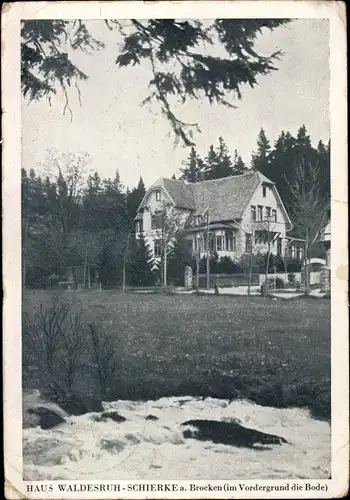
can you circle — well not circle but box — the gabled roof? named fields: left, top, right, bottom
left=162, top=178, right=196, bottom=210
left=191, top=171, right=266, bottom=220
left=138, top=177, right=196, bottom=211
left=137, top=171, right=291, bottom=225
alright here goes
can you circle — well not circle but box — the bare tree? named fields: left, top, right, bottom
left=38, top=149, right=92, bottom=272
left=121, top=226, right=134, bottom=292
left=23, top=301, right=68, bottom=380
left=257, top=217, right=277, bottom=296
left=41, top=148, right=91, bottom=200
left=55, top=310, right=86, bottom=390
left=286, top=161, right=329, bottom=295
left=192, top=229, right=206, bottom=291
left=88, top=323, right=120, bottom=399
left=69, top=229, right=102, bottom=288
left=22, top=301, right=86, bottom=392
left=232, top=214, right=277, bottom=296
left=147, top=202, right=186, bottom=288
left=232, top=219, right=258, bottom=296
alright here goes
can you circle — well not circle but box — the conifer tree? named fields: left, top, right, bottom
left=166, top=234, right=193, bottom=286
left=127, top=233, right=156, bottom=286
left=204, top=144, right=219, bottom=180
left=251, top=128, right=271, bottom=174
left=180, top=147, right=205, bottom=182
left=21, top=19, right=289, bottom=145
left=214, top=137, right=235, bottom=178
left=126, top=176, right=146, bottom=221
left=232, top=149, right=246, bottom=175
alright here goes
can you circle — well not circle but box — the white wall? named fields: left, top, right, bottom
left=258, top=271, right=321, bottom=286
left=138, top=187, right=191, bottom=259
left=240, top=183, right=288, bottom=257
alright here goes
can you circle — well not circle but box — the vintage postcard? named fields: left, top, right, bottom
left=2, top=1, right=348, bottom=498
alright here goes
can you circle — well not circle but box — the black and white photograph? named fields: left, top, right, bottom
left=2, top=1, right=348, bottom=498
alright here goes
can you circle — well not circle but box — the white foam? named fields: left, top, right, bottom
left=23, top=396, right=330, bottom=480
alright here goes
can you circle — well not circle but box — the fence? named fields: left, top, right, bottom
left=258, top=271, right=321, bottom=287
left=194, top=273, right=260, bottom=288
left=193, top=271, right=321, bottom=289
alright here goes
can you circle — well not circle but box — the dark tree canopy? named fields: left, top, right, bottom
left=180, top=147, right=205, bottom=182
left=251, top=125, right=330, bottom=240
left=180, top=137, right=246, bottom=182
left=21, top=18, right=289, bottom=143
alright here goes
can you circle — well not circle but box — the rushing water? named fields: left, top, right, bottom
left=23, top=395, right=330, bottom=480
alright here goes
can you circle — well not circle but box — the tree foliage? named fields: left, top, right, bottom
left=22, top=154, right=147, bottom=288
left=180, top=137, right=246, bottom=182
left=251, top=125, right=330, bottom=233
left=21, top=19, right=289, bottom=142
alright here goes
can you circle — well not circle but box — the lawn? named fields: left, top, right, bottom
left=22, top=290, right=331, bottom=420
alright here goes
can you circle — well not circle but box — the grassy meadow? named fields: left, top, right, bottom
left=22, top=290, right=331, bottom=420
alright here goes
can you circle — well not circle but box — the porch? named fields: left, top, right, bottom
left=186, top=223, right=241, bottom=257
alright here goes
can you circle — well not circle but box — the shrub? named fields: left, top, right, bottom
left=288, top=273, right=297, bottom=287
left=266, top=277, right=285, bottom=290
left=23, top=300, right=86, bottom=391
left=88, top=322, right=121, bottom=400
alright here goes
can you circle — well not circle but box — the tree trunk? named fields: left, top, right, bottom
left=304, top=235, right=310, bottom=295
left=163, top=245, right=167, bottom=288
left=264, top=243, right=271, bottom=297
left=206, top=212, right=210, bottom=289
left=122, top=259, right=126, bottom=292
left=88, top=266, right=91, bottom=289
left=122, top=232, right=131, bottom=292
left=283, top=253, right=288, bottom=284
left=196, top=250, right=200, bottom=290
left=83, top=247, right=88, bottom=289
left=247, top=248, right=253, bottom=296
left=22, top=219, right=29, bottom=289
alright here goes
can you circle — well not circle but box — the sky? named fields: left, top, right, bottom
left=21, top=19, right=330, bottom=189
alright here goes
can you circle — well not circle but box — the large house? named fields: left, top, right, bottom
left=135, top=171, right=300, bottom=262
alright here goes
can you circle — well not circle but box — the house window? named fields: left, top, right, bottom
left=196, top=215, right=202, bottom=225
left=262, top=185, right=267, bottom=197
left=209, top=234, right=215, bottom=252
left=216, top=236, right=222, bottom=251
left=296, top=245, right=303, bottom=260
left=151, top=211, right=163, bottom=229
left=265, top=206, right=271, bottom=220
left=154, top=240, right=162, bottom=257
left=226, top=231, right=236, bottom=251
left=251, top=206, right=257, bottom=221
left=289, top=244, right=295, bottom=258
left=187, top=239, right=194, bottom=253
left=194, top=237, right=202, bottom=253
left=257, top=206, right=263, bottom=221
left=272, top=209, right=277, bottom=222
left=245, top=233, right=252, bottom=253
left=135, top=221, right=143, bottom=233
left=203, top=233, right=208, bottom=251
left=277, top=237, right=282, bottom=256
left=155, top=190, right=161, bottom=201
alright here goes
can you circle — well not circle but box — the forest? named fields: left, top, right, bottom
left=22, top=124, right=330, bottom=289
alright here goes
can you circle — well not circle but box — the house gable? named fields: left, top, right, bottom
left=240, top=178, right=292, bottom=231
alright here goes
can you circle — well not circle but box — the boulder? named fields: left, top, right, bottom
left=100, top=411, right=126, bottom=423
left=26, top=407, right=66, bottom=430
left=42, top=383, right=103, bottom=416
left=60, top=392, right=103, bottom=416
left=182, top=419, right=288, bottom=448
